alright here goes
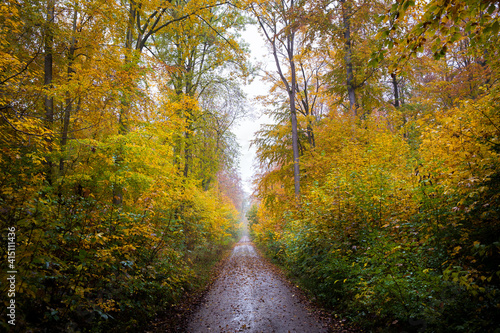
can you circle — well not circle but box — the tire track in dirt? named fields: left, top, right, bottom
left=187, top=236, right=328, bottom=333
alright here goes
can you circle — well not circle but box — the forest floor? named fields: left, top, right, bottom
left=184, top=236, right=358, bottom=333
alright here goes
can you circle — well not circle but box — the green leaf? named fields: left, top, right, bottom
left=375, top=14, right=385, bottom=24
left=465, top=22, right=472, bottom=33
left=450, top=32, right=462, bottom=43
left=368, top=57, right=378, bottom=68
left=492, top=21, right=499, bottom=35
left=391, top=3, right=399, bottom=13
left=402, top=0, right=412, bottom=12
left=487, top=4, right=496, bottom=15
left=376, top=28, right=390, bottom=40
left=427, top=5, right=438, bottom=16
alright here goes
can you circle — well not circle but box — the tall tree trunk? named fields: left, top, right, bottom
left=44, top=0, right=55, bottom=184
left=60, top=3, right=78, bottom=172
left=298, top=63, right=316, bottom=149
left=391, top=72, right=400, bottom=108
left=118, top=2, right=136, bottom=136
left=341, top=0, right=357, bottom=116
left=254, top=0, right=301, bottom=198
left=306, top=122, right=315, bottom=148
left=183, top=120, right=192, bottom=178
left=391, top=72, right=408, bottom=137
left=289, top=33, right=301, bottom=198
left=182, top=62, right=195, bottom=179
left=113, top=2, right=136, bottom=205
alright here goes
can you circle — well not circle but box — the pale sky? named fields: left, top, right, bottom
left=234, top=23, right=273, bottom=196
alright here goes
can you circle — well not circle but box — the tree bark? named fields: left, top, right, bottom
left=254, top=0, right=301, bottom=198
left=298, top=63, right=317, bottom=149
left=60, top=3, right=78, bottom=172
left=340, top=0, right=357, bottom=116
left=44, top=0, right=55, bottom=184
left=118, top=1, right=136, bottom=136
left=391, top=72, right=400, bottom=108
left=113, top=2, right=136, bottom=205
left=183, top=120, right=192, bottom=178
left=288, top=32, right=301, bottom=198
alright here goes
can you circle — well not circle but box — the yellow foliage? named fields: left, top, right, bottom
left=419, top=92, right=500, bottom=217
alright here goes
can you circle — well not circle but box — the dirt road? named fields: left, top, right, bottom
left=187, top=236, right=328, bottom=333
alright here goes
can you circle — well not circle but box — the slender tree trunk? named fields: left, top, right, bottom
left=391, top=72, right=408, bottom=137
left=391, top=72, right=400, bottom=108
left=289, top=35, right=301, bottom=198
left=298, top=64, right=316, bottom=149
left=173, top=121, right=183, bottom=169
left=113, top=2, right=136, bottom=205
left=254, top=0, right=301, bottom=198
left=118, top=2, right=136, bottom=136
left=183, top=64, right=195, bottom=179
left=183, top=121, right=192, bottom=178
left=44, top=0, right=55, bottom=184
left=59, top=98, right=72, bottom=172
left=60, top=4, right=78, bottom=172
left=341, top=0, right=357, bottom=116
left=306, top=122, right=315, bottom=148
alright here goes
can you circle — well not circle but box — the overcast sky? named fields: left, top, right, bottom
left=234, top=23, right=273, bottom=196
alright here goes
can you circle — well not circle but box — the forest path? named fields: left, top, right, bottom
left=187, top=236, right=328, bottom=333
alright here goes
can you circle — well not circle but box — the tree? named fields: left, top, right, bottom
left=294, top=48, right=328, bottom=148
left=155, top=3, right=249, bottom=179
left=250, top=0, right=302, bottom=198
left=339, top=0, right=357, bottom=114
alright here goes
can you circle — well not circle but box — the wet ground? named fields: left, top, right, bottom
left=187, top=236, right=328, bottom=333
